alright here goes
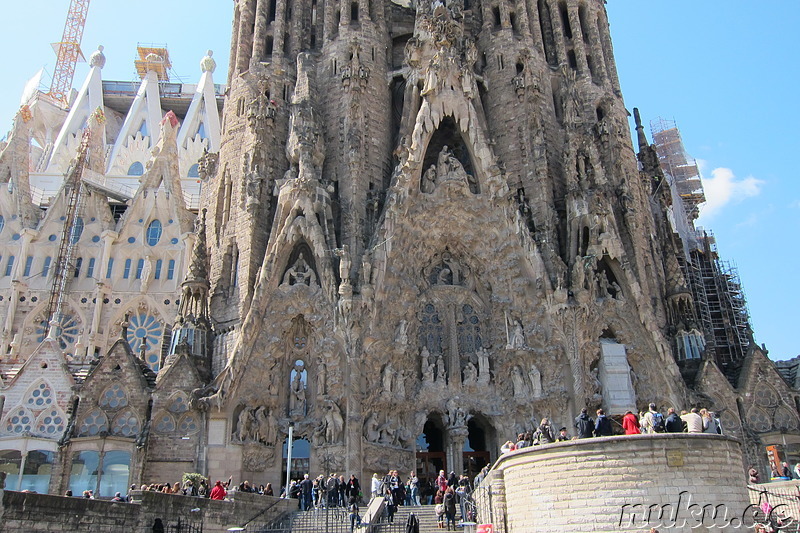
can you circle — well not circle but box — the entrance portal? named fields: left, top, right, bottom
left=416, top=414, right=446, bottom=504
left=462, top=416, right=492, bottom=479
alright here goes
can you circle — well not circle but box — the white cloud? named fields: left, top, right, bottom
left=696, top=167, right=763, bottom=223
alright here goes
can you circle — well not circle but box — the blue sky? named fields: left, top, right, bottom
left=0, top=2, right=797, bottom=360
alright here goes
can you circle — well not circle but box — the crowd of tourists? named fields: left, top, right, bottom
left=501, top=404, right=723, bottom=452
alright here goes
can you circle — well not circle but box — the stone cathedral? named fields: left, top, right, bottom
left=2, top=0, right=799, bottom=496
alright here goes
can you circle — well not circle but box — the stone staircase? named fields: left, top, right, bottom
left=256, top=503, right=463, bottom=533
left=392, top=504, right=461, bottom=533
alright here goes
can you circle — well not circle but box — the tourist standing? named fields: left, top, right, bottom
left=574, top=408, right=594, bottom=438
left=622, top=411, right=640, bottom=435
left=681, top=408, right=704, bottom=433
left=210, top=480, right=226, bottom=500
left=664, top=408, right=684, bottom=433
left=594, top=409, right=613, bottom=437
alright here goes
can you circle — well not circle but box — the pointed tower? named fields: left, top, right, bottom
left=0, top=107, right=40, bottom=229
left=167, top=209, right=212, bottom=383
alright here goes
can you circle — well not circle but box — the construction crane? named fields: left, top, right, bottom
left=47, top=0, right=91, bottom=106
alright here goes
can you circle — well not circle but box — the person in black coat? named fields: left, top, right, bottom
left=574, top=408, right=594, bottom=439
left=594, top=408, right=613, bottom=437
left=664, top=407, right=684, bottom=433
left=405, top=512, right=420, bottom=533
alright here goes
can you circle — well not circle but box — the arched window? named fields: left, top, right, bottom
left=146, top=220, right=163, bottom=246
left=99, top=384, right=129, bottom=409
left=178, top=413, right=200, bottom=435
left=35, top=408, right=66, bottom=436
left=154, top=412, right=176, bottom=433
left=70, top=217, right=84, bottom=244
left=167, top=259, right=176, bottom=280
left=78, top=409, right=109, bottom=436
left=86, top=257, right=95, bottom=278
left=127, top=161, right=144, bottom=176
left=168, top=393, right=189, bottom=414
left=420, top=303, right=444, bottom=355
left=3, top=406, right=34, bottom=434
left=0, top=214, right=4, bottom=234
left=187, top=163, right=200, bottom=178
left=136, top=258, right=144, bottom=279
left=4, top=256, right=15, bottom=277
left=25, top=381, right=55, bottom=409
left=105, top=258, right=114, bottom=278
left=155, top=259, right=163, bottom=279
left=111, top=409, right=140, bottom=437
left=73, top=257, right=83, bottom=278
left=42, top=257, right=52, bottom=277
left=23, top=256, right=33, bottom=277
left=123, top=259, right=132, bottom=279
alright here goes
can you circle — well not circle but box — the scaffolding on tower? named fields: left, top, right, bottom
left=47, top=0, right=91, bottom=106
left=44, top=129, right=90, bottom=337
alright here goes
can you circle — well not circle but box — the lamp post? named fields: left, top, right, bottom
left=285, top=422, right=294, bottom=498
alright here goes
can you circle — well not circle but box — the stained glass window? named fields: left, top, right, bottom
left=168, top=394, right=189, bottom=414
left=420, top=303, right=443, bottom=354
left=36, top=313, right=79, bottom=354
left=78, top=409, right=108, bottom=436
left=25, top=382, right=54, bottom=409
left=154, top=412, right=176, bottom=433
left=4, top=407, right=33, bottom=434
left=99, top=384, right=129, bottom=409
left=35, top=408, right=66, bottom=436
left=126, top=312, right=163, bottom=371
left=457, top=303, right=482, bottom=354
left=146, top=220, right=163, bottom=246
left=111, top=410, right=140, bottom=438
left=178, top=414, right=199, bottom=434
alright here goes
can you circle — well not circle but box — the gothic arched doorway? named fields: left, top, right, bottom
left=282, top=437, right=310, bottom=489
left=416, top=413, right=446, bottom=503
left=463, top=415, right=493, bottom=479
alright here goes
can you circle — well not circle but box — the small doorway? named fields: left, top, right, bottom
left=462, top=416, right=492, bottom=479
left=282, top=438, right=310, bottom=489
left=416, top=415, right=446, bottom=504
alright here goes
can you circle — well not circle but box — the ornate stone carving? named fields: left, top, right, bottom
left=242, top=444, right=274, bottom=471
left=281, top=253, right=318, bottom=286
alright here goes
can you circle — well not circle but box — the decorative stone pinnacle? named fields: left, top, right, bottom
left=201, top=50, right=216, bottom=74
left=89, top=45, right=106, bottom=69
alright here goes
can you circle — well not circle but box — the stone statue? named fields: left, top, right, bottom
left=364, top=412, right=381, bottom=443
left=362, top=254, right=373, bottom=286
left=237, top=406, right=255, bottom=442
left=395, top=370, right=407, bottom=400
left=335, top=245, right=351, bottom=286
left=435, top=355, right=447, bottom=383
left=528, top=365, right=542, bottom=398
left=282, top=253, right=317, bottom=286
left=511, top=366, right=529, bottom=398
left=421, top=347, right=435, bottom=384
left=477, top=347, right=490, bottom=384
left=255, top=406, right=277, bottom=445
left=463, top=361, right=478, bottom=385
left=316, top=361, right=327, bottom=396
left=325, top=401, right=344, bottom=443
left=507, top=318, right=526, bottom=349
left=140, top=255, right=153, bottom=292
left=381, top=363, right=394, bottom=396
left=289, top=372, right=306, bottom=417
left=422, top=164, right=437, bottom=193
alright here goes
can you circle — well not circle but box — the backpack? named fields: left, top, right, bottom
left=651, top=412, right=665, bottom=433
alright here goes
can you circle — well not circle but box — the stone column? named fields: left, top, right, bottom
left=567, top=4, right=589, bottom=80
left=237, top=0, right=257, bottom=74
left=1, top=281, right=22, bottom=353
left=448, top=426, right=468, bottom=476
left=252, top=0, right=270, bottom=63
left=273, top=0, right=288, bottom=59
left=87, top=281, right=108, bottom=360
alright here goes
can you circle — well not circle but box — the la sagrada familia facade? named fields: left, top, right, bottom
left=1, top=0, right=798, bottom=496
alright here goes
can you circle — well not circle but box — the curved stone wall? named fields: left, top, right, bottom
left=476, top=434, right=754, bottom=532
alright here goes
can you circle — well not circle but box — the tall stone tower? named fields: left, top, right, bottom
left=197, top=0, right=696, bottom=483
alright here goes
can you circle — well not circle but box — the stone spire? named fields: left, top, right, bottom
left=0, top=107, right=40, bottom=228
left=165, top=209, right=212, bottom=382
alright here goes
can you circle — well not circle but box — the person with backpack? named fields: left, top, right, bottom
left=641, top=403, right=665, bottom=434
left=348, top=496, right=361, bottom=532
left=574, top=407, right=594, bottom=439
left=594, top=409, right=613, bottom=437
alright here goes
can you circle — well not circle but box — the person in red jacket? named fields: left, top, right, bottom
left=210, top=480, right=226, bottom=500
left=622, top=410, right=640, bottom=435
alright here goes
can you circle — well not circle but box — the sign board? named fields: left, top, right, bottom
left=477, top=524, right=494, bottom=533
